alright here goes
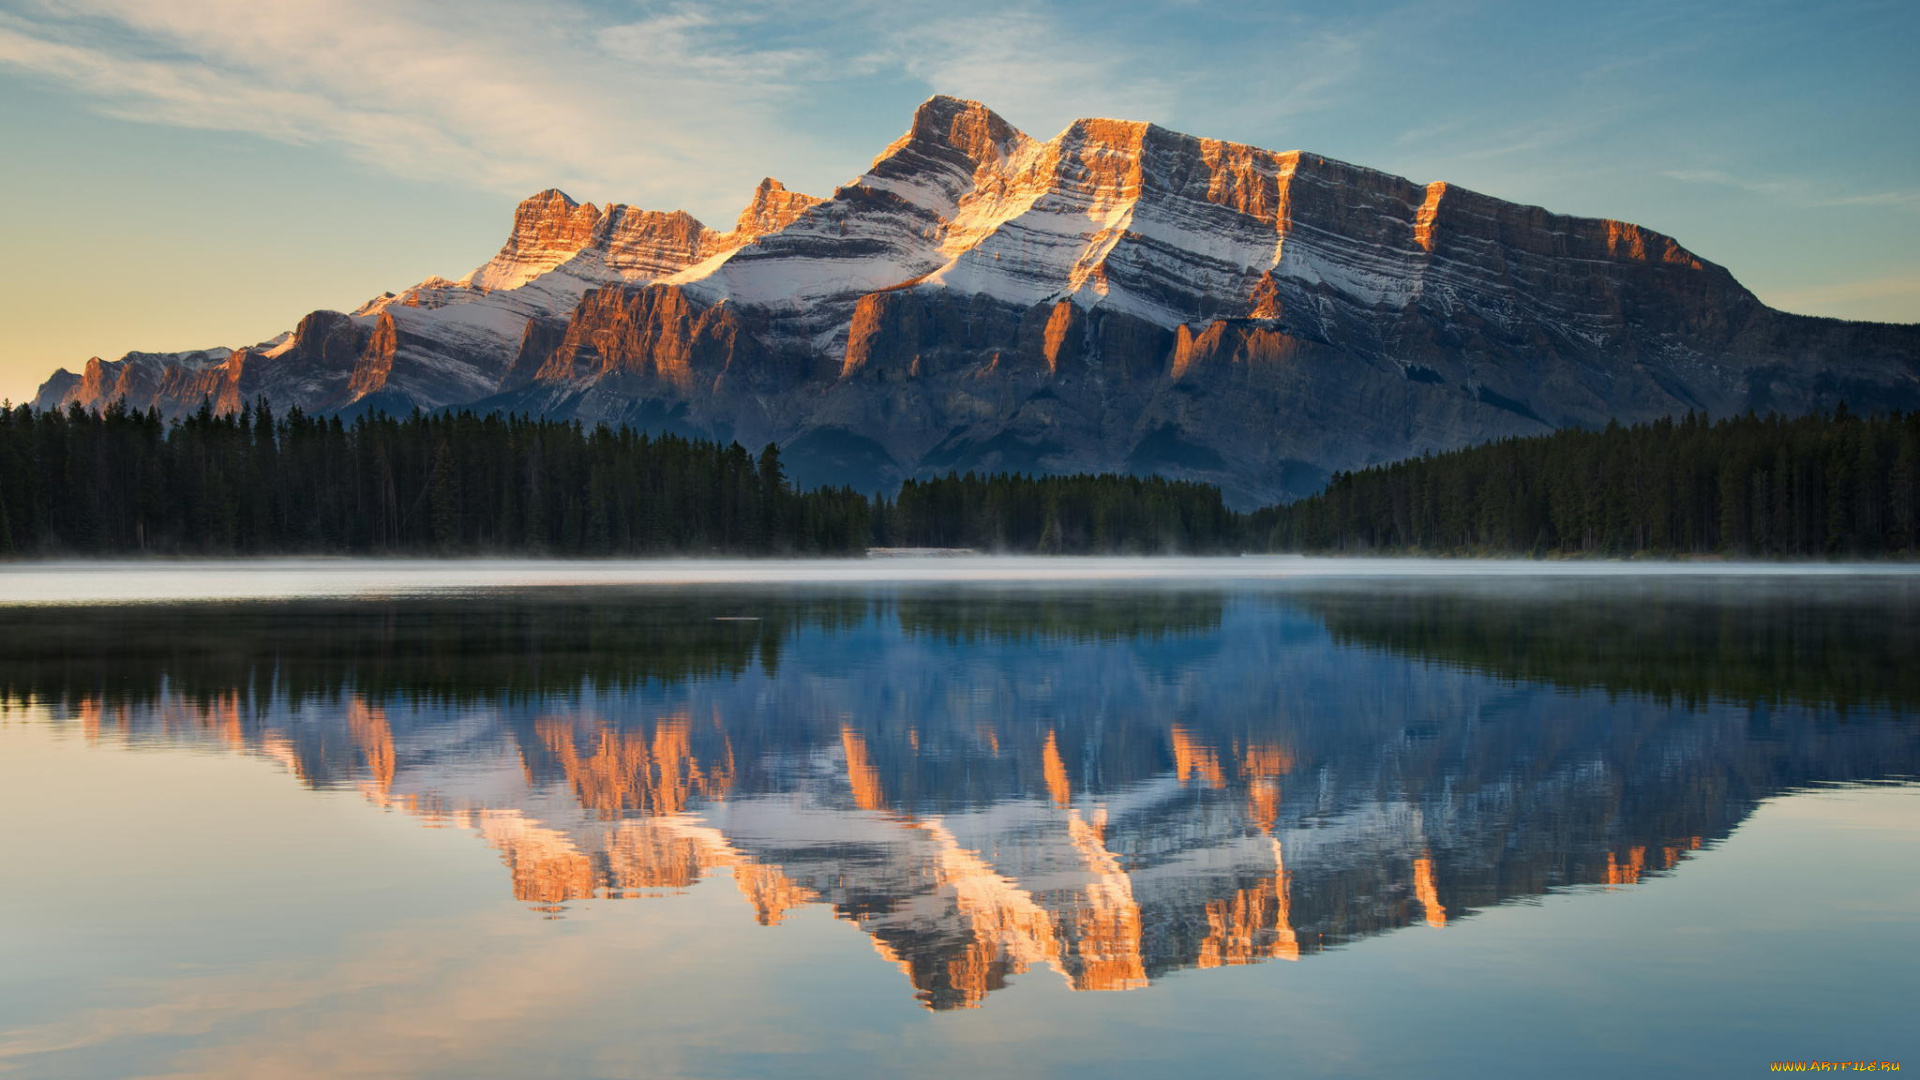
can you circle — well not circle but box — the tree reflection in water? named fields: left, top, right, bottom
left=5, top=578, right=1914, bottom=1010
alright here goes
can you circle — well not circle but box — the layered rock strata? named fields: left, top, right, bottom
left=33, top=97, right=1919, bottom=503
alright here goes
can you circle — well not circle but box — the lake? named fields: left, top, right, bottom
left=1, top=558, right=1916, bottom=1078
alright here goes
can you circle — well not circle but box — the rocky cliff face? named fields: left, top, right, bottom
left=32, top=96, right=1920, bottom=503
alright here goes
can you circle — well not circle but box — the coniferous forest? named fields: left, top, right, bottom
left=3, top=402, right=1917, bottom=559
left=0, top=402, right=1238, bottom=557
left=0, top=402, right=871, bottom=555
left=873, top=473, right=1241, bottom=554
left=1254, top=409, right=1920, bottom=557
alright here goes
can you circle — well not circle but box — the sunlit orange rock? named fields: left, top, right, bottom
left=1606, top=845, right=1648, bottom=886
left=1170, top=725, right=1226, bottom=789
left=346, top=697, right=396, bottom=798
left=732, top=864, right=817, bottom=926
left=1237, top=741, right=1293, bottom=833
left=1042, top=730, right=1073, bottom=807
left=536, top=716, right=731, bottom=819
left=1414, top=853, right=1447, bottom=928
left=1197, top=838, right=1300, bottom=966
left=841, top=725, right=887, bottom=812
left=474, top=811, right=599, bottom=903
left=1060, top=810, right=1149, bottom=991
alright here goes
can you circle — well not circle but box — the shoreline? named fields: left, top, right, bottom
left=4, top=554, right=1920, bottom=608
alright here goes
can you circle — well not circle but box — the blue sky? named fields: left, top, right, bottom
left=0, top=0, right=1915, bottom=403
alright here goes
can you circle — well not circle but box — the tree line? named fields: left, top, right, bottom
left=7, top=401, right=1918, bottom=559
left=0, top=402, right=1241, bottom=557
left=873, top=472, right=1241, bottom=554
left=1253, top=409, right=1920, bottom=557
left=0, top=401, right=870, bottom=556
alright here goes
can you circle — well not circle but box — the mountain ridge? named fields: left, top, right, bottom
left=31, top=95, right=1920, bottom=505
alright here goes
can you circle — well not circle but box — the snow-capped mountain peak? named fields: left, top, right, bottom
left=30, top=96, right=1919, bottom=505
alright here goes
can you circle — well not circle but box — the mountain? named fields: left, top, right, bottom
left=31, top=96, right=1920, bottom=504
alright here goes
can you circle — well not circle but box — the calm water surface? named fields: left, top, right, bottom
left=0, top=559, right=1916, bottom=1079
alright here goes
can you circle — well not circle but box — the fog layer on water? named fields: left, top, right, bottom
left=3, top=555, right=1920, bottom=606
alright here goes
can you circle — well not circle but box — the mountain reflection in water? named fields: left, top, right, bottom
left=5, top=579, right=1915, bottom=1011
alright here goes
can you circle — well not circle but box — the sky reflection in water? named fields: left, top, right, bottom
left=0, top=565, right=1916, bottom=1079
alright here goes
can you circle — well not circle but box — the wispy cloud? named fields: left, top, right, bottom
left=0, top=0, right=1185, bottom=220
left=0, top=0, right=1523, bottom=215
left=0, top=0, right=1438, bottom=204
left=887, top=9, right=1174, bottom=133
left=1664, top=168, right=1920, bottom=212
left=0, top=14, right=547, bottom=193
left=1251, top=26, right=1372, bottom=122
left=0, top=0, right=815, bottom=217
left=1395, top=118, right=1464, bottom=147
left=1424, top=106, right=1634, bottom=164
left=0, top=1, right=903, bottom=221
left=595, top=5, right=832, bottom=89
left=1179, top=5, right=1425, bottom=138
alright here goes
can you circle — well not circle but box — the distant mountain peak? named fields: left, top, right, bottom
left=461, top=188, right=606, bottom=293
left=734, top=177, right=824, bottom=239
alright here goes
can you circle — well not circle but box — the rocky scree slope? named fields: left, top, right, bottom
left=33, top=96, right=1920, bottom=505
